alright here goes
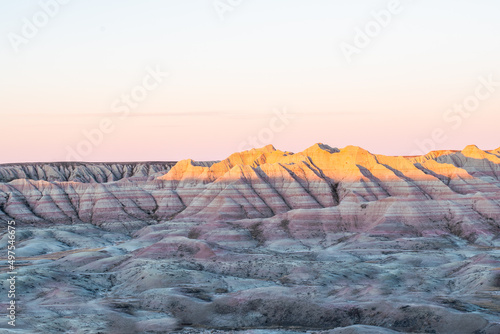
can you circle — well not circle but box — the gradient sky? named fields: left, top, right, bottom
left=1, top=0, right=499, bottom=163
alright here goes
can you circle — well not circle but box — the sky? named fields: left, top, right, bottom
left=1, top=0, right=499, bottom=163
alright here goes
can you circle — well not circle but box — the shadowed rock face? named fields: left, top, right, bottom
left=0, top=161, right=176, bottom=183
left=1, top=144, right=500, bottom=333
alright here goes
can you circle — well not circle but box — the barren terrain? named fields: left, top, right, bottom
left=1, top=144, right=500, bottom=333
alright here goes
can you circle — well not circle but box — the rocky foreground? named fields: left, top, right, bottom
left=1, top=144, right=500, bottom=333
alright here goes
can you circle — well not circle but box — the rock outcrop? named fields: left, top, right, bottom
left=1, top=144, right=499, bottom=242
left=0, top=161, right=176, bottom=183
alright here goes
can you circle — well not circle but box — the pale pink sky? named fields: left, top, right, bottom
left=1, top=1, right=500, bottom=163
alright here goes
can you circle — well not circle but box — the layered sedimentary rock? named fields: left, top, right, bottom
left=1, top=144, right=499, bottom=241
left=0, top=161, right=175, bottom=183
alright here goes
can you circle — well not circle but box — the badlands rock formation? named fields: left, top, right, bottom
left=0, top=162, right=176, bottom=183
left=0, top=144, right=499, bottom=333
